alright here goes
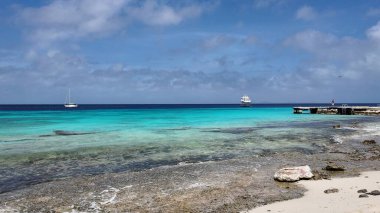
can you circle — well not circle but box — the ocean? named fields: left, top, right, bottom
left=0, top=104, right=378, bottom=193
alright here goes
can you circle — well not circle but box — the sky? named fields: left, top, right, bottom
left=0, top=0, right=380, bottom=104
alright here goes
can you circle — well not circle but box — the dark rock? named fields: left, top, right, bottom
left=359, top=194, right=369, bottom=198
left=324, top=162, right=345, bottom=171
left=368, top=190, right=380, bottom=195
left=362, top=140, right=376, bottom=145
left=333, top=124, right=341, bottom=129
left=324, top=188, right=339, bottom=194
left=357, top=189, right=367, bottom=193
left=312, top=170, right=330, bottom=180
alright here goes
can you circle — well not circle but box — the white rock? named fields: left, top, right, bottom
left=274, top=165, right=314, bottom=182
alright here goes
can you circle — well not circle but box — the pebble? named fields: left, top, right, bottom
left=368, top=190, right=380, bottom=196
left=324, top=188, right=339, bottom=194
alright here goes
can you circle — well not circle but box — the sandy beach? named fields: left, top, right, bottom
left=250, top=171, right=380, bottom=213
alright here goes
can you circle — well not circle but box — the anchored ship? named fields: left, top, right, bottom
left=240, top=95, right=251, bottom=107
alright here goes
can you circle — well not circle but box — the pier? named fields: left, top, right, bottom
left=293, top=106, right=380, bottom=115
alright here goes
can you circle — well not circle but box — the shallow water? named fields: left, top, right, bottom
left=0, top=104, right=376, bottom=193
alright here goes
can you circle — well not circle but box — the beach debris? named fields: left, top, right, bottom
left=357, top=189, right=367, bottom=193
left=367, top=190, right=380, bottom=196
left=329, top=136, right=343, bottom=144
left=324, top=162, right=345, bottom=171
left=274, top=165, right=314, bottom=182
left=362, top=140, right=376, bottom=145
left=324, top=188, right=339, bottom=194
left=359, top=194, right=369, bottom=198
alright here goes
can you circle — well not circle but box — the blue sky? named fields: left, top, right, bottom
left=0, top=0, right=380, bottom=104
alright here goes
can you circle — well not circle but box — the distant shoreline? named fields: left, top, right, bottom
left=0, top=103, right=379, bottom=111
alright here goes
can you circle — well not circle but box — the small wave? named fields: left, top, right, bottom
left=1, top=138, right=34, bottom=143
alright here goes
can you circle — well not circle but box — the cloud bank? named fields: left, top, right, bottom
left=0, top=1, right=379, bottom=103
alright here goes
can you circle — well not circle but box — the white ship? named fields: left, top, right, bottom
left=240, top=95, right=251, bottom=107
left=64, top=89, right=78, bottom=108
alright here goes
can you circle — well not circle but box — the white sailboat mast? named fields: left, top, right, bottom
left=64, top=88, right=78, bottom=108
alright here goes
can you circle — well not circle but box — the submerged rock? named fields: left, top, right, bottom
left=324, top=162, right=345, bottom=171
left=40, top=130, right=96, bottom=137
left=203, top=127, right=256, bottom=134
left=324, top=188, right=339, bottom=194
left=362, top=140, right=376, bottom=145
left=274, top=165, right=313, bottom=182
left=54, top=130, right=94, bottom=136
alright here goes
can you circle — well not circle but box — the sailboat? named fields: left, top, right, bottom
left=64, top=89, right=78, bottom=108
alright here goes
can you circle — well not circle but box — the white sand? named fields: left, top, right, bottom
left=248, top=171, right=380, bottom=213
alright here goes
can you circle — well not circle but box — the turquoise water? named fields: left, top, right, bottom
left=0, top=106, right=364, bottom=193
left=0, top=107, right=352, bottom=154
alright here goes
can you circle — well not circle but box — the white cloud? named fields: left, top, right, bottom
left=296, top=5, right=317, bottom=21
left=242, top=35, right=257, bottom=45
left=126, top=0, right=203, bottom=26
left=253, top=0, right=287, bottom=9
left=284, top=30, right=337, bottom=52
left=198, top=34, right=257, bottom=51
left=367, top=8, right=380, bottom=17
left=0, top=49, right=263, bottom=103
left=278, top=22, right=380, bottom=97
left=201, top=35, right=235, bottom=50
left=366, top=21, right=380, bottom=41
left=16, top=0, right=209, bottom=46
left=284, top=29, right=368, bottom=63
left=18, top=0, right=128, bottom=46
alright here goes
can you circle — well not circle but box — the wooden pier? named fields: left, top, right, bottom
left=293, top=106, right=380, bottom=115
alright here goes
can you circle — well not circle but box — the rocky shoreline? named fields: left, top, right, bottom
left=0, top=120, right=379, bottom=212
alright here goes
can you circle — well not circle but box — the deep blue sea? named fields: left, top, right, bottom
left=0, top=104, right=378, bottom=193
